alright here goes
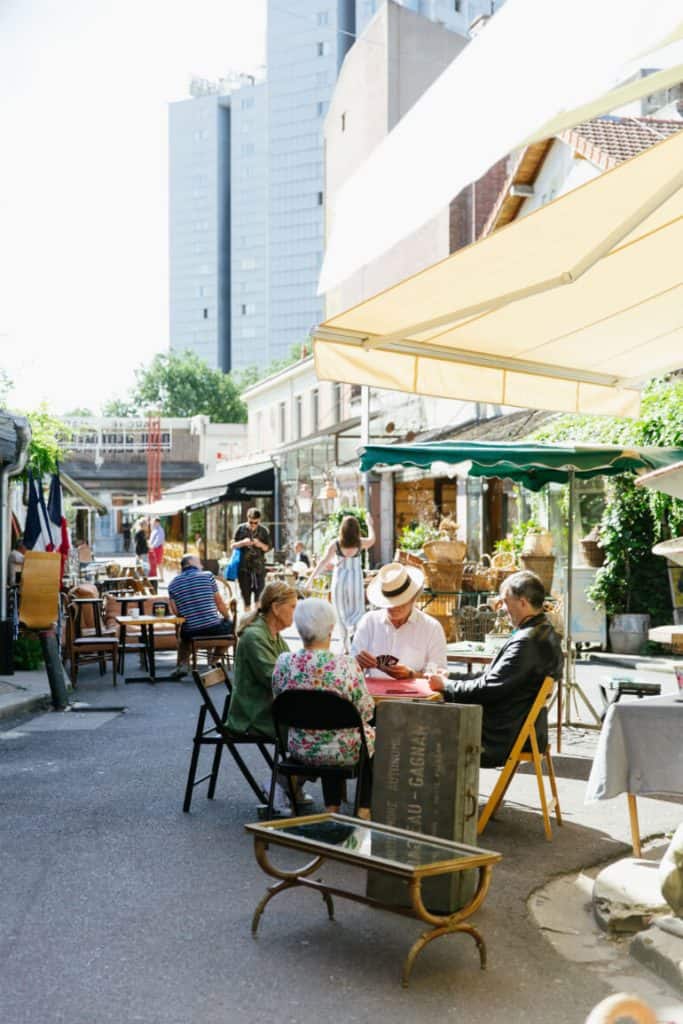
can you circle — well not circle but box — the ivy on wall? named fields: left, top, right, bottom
left=532, top=377, right=683, bottom=625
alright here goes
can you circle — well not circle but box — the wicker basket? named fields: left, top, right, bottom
left=453, top=605, right=496, bottom=642
left=423, top=561, right=464, bottom=592
left=543, top=597, right=564, bottom=636
left=580, top=529, right=605, bottom=567
left=472, top=553, right=495, bottom=592
left=520, top=554, right=555, bottom=594
left=490, top=550, right=518, bottom=590
left=427, top=611, right=458, bottom=642
left=396, top=549, right=425, bottom=568
left=423, top=539, right=467, bottom=563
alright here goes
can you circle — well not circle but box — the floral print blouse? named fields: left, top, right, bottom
left=272, top=649, right=375, bottom=766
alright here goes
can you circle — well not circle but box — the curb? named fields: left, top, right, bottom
left=0, top=690, right=52, bottom=722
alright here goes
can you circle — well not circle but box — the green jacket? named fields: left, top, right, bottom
left=226, top=615, right=288, bottom=737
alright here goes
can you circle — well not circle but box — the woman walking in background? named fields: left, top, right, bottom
left=309, top=512, right=375, bottom=652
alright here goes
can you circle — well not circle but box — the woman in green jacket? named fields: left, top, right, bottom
left=226, top=580, right=298, bottom=737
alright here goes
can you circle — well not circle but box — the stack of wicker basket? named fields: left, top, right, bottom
left=422, top=539, right=466, bottom=593
left=420, top=539, right=467, bottom=642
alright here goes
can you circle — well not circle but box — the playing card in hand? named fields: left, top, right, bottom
left=375, top=654, right=399, bottom=670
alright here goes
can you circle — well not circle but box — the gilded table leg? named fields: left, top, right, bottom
left=401, top=866, right=493, bottom=988
left=252, top=879, right=297, bottom=936
left=251, top=839, right=329, bottom=936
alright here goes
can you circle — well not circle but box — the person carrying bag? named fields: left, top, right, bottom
left=224, top=546, right=242, bottom=582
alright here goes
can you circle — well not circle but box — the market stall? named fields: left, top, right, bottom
left=359, top=440, right=683, bottom=740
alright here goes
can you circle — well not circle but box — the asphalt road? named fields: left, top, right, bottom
left=1, top=654, right=681, bottom=1024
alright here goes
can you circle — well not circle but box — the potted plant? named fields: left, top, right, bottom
left=396, top=521, right=440, bottom=557
left=587, top=478, right=670, bottom=654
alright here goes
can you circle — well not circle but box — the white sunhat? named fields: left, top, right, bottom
left=366, top=561, right=424, bottom=609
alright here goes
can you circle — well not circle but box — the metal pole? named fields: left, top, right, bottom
left=360, top=386, right=370, bottom=510
left=564, top=470, right=575, bottom=727
left=273, top=459, right=281, bottom=552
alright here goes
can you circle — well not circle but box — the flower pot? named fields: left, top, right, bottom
left=522, top=530, right=554, bottom=557
left=609, top=613, right=650, bottom=655
left=580, top=538, right=605, bottom=567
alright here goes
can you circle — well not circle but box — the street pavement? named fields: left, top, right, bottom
left=1, top=650, right=682, bottom=1023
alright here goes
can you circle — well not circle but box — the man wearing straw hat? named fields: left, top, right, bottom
left=351, top=562, right=447, bottom=685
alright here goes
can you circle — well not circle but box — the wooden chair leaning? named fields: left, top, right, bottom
left=477, top=676, right=562, bottom=841
left=18, top=551, right=69, bottom=709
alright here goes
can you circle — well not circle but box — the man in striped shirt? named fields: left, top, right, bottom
left=168, top=555, right=234, bottom=679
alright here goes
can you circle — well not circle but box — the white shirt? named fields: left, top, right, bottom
left=150, top=524, right=165, bottom=548
left=351, top=607, right=448, bottom=678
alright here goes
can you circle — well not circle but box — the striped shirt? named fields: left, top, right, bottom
left=168, top=567, right=221, bottom=633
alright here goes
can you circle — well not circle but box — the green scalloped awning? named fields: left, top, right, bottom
left=359, top=441, right=683, bottom=492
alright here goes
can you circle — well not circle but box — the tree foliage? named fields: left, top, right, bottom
left=238, top=341, right=311, bottom=390
left=102, top=350, right=248, bottom=422
left=532, top=376, right=683, bottom=622
left=24, top=405, right=72, bottom=477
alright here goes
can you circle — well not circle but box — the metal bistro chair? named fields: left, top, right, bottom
left=477, top=676, right=562, bottom=841
left=183, top=665, right=275, bottom=812
left=269, top=690, right=372, bottom=818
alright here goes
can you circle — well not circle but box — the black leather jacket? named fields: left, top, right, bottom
left=443, top=613, right=563, bottom=767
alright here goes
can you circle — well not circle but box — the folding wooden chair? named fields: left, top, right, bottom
left=477, top=676, right=562, bottom=841
left=269, top=690, right=372, bottom=818
left=183, top=665, right=275, bottom=812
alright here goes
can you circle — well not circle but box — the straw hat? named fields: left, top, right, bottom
left=366, top=561, right=424, bottom=608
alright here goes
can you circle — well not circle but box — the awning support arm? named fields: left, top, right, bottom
left=361, top=166, right=683, bottom=350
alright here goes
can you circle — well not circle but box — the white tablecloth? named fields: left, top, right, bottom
left=585, top=694, right=683, bottom=801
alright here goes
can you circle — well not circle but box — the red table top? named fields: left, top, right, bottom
left=365, top=677, right=435, bottom=699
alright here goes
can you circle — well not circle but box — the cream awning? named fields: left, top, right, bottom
left=319, top=0, right=683, bottom=293
left=636, top=461, right=683, bottom=500
left=313, top=130, right=683, bottom=419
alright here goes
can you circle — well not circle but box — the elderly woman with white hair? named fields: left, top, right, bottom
left=272, top=598, right=375, bottom=818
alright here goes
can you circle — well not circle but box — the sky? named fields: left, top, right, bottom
left=0, top=0, right=266, bottom=415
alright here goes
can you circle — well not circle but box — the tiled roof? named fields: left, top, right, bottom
left=483, top=116, right=683, bottom=236
left=562, top=116, right=683, bottom=170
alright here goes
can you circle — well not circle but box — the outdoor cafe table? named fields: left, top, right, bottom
left=446, top=642, right=494, bottom=673
left=245, top=812, right=501, bottom=987
left=115, top=615, right=184, bottom=684
left=585, top=693, right=683, bottom=857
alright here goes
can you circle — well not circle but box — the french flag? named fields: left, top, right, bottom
left=47, top=464, right=71, bottom=578
left=23, top=470, right=54, bottom=552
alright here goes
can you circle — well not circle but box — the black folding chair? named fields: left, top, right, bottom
left=183, top=665, right=275, bottom=812
left=269, top=690, right=372, bottom=818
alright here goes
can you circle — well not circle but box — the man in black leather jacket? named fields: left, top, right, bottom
left=429, top=571, right=563, bottom=766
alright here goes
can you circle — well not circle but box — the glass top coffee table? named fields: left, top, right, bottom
left=245, top=813, right=502, bottom=987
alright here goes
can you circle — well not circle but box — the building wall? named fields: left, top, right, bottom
left=449, top=158, right=509, bottom=251
left=61, top=416, right=246, bottom=551
left=230, top=80, right=269, bottom=370
left=266, top=0, right=355, bottom=363
left=243, top=358, right=346, bottom=455
left=169, top=92, right=231, bottom=371
left=324, top=2, right=468, bottom=317
left=355, top=0, right=501, bottom=37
